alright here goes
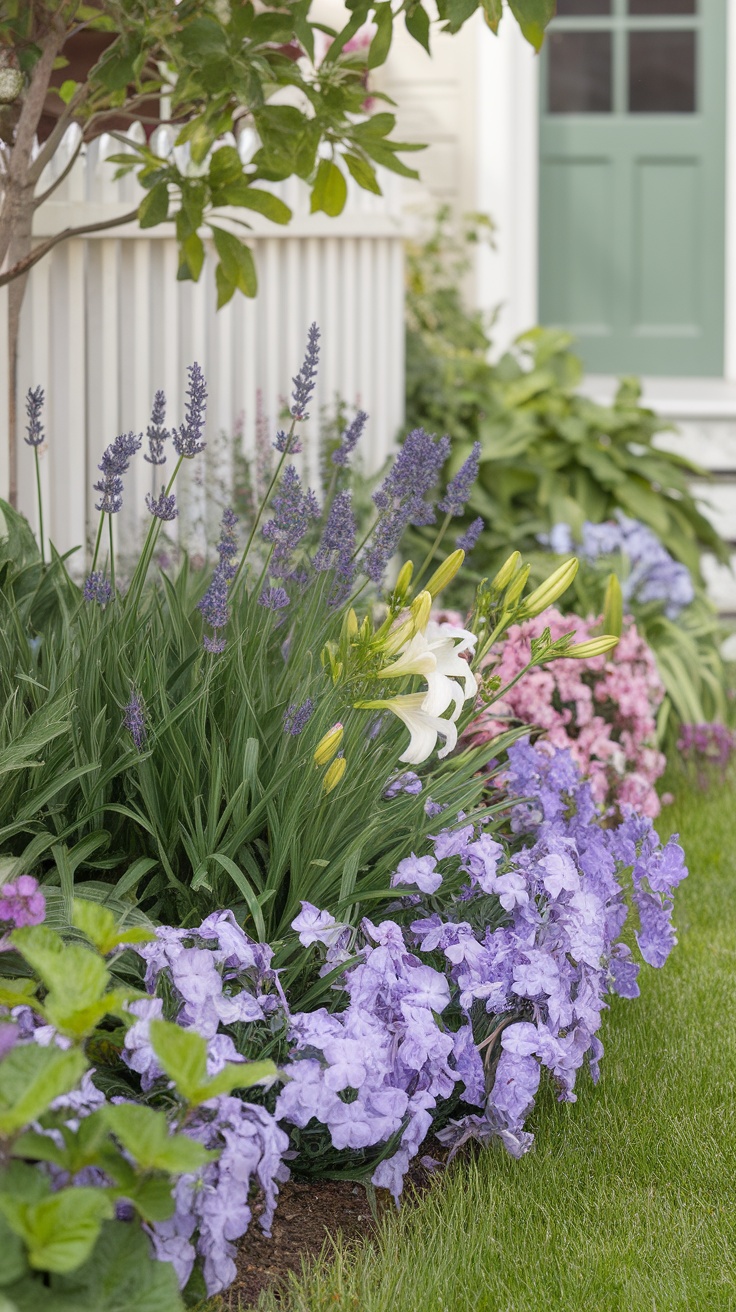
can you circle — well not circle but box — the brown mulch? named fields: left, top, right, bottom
left=222, top=1147, right=447, bottom=1309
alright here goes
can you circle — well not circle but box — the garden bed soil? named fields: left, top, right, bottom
left=226, top=1156, right=440, bottom=1308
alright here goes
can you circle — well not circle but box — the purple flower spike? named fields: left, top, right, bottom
left=144, top=390, right=169, bottom=465
left=262, top=466, right=320, bottom=579
left=439, top=442, right=481, bottom=517
left=123, top=688, right=146, bottom=751
left=94, top=430, right=142, bottom=515
left=84, top=572, right=112, bottom=606
left=362, top=428, right=450, bottom=584
left=456, top=516, right=484, bottom=554
left=0, top=875, right=45, bottom=929
left=332, top=410, right=368, bottom=468
left=146, top=488, right=178, bottom=521
left=313, top=490, right=356, bottom=605
left=274, top=429, right=302, bottom=455
left=259, top=586, right=291, bottom=611
left=173, top=363, right=208, bottom=459
left=24, top=386, right=45, bottom=448
left=291, top=323, right=321, bottom=420
left=283, top=699, right=314, bottom=735
left=198, top=509, right=239, bottom=652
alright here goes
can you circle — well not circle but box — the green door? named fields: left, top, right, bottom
left=539, top=0, right=726, bottom=376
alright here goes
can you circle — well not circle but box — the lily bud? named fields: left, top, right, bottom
left=503, top=564, right=531, bottom=608
left=314, top=723, right=344, bottom=767
left=517, top=558, right=578, bottom=618
left=492, top=550, right=522, bottom=591
left=346, top=608, right=359, bottom=639
left=409, top=589, right=432, bottom=633
left=425, top=549, right=465, bottom=599
left=566, top=635, right=619, bottom=659
left=394, top=560, right=414, bottom=600
left=323, top=756, right=347, bottom=793
left=603, top=574, right=623, bottom=639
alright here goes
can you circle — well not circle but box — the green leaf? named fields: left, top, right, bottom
left=215, top=263, right=237, bottom=310
left=0, top=1046, right=88, bottom=1135
left=0, top=1189, right=113, bottom=1275
left=480, top=0, right=503, bottom=31
left=368, top=3, right=394, bottom=67
left=213, top=182, right=292, bottom=225
left=208, top=144, right=244, bottom=192
left=58, top=79, right=78, bottom=105
left=71, top=900, right=154, bottom=956
left=12, top=927, right=108, bottom=1007
left=211, top=227, right=257, bottom=296
left=507, top=0, right=555, bottom=50
left=310, top=159, right=348, bottom=217
left=138, top=183, right=169, bottom=230
left=202, top=1059, right=277, bottom=1099
left=104, top=1105, right=213, bottom=1174
left=0, top=977, right=37, bottom=1009
left=343, top=153, right=381, bottom=195
left=404, top=4, right=431, bottom=52
left=0, top=1210, right=27, bottom=1288
left=53, top=1219, right=184, bottom=1311
left=177, top=232, right=205, bottom=282
left=148, top=1021, right=207, bottom=1102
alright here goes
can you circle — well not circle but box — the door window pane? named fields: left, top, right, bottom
left=628, top=1, right=695, bottom=13
left=628, top=31, right=696, bottom=112
left=548, top=32, right=612, bottom=113
left=556, top=0, right=611, bottom=14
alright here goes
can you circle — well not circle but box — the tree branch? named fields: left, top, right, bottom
left=9, top=15, right=67, bottom=184
left=33, top=129, right=85, bottom=208
left=0, top=207, right=140, bottom=287
left=28, top=82, right=91, bottom=185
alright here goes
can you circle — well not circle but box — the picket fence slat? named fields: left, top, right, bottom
left=3, top=126, right=407, bottom=567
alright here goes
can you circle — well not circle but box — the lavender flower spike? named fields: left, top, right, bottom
left=124, top=688, right=146, bottom=751
left=24, top=386, right=45, bottom=447
left=198, top=508, right=239, bottom=652
left=94, top=430, right=143, bottom=515
left=259, top=586, right=291, bottom=611
left=173, top=363, right=208, bottom=459
left=274, top=429, right=302, bottom=455
left=144, top=389, right=169, bottom=465
left=332, top=409, right=368, bottom=468
left=283, top=699, right=314, bottom=735
left=456, top=516, right=484, bottom=554
left=146, top=488, right=178, bottom=521
left=439, top=442, right=481, bottom=517
left=84, top=572, right=112, bottom=605
left=291, top=323, right=321, bottom=419
left=313, top=490, right=356, bottom=606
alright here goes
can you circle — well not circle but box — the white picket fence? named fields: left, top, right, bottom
left=0, top=125, right=407, bottom=564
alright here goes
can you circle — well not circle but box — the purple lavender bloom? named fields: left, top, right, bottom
left=144, top=389, right=169, bottom=465
left=24, top=386, right=45, bottom=448
left=173, top=363, right=207, bottom=459
left=384, top=771, right=423, bottom=798
left=283, top=698, right=314, bottom=735
left=274, top=428, right=302, bottom=455
left=291, top=323, right=320, bottom=419
left=262, top=466, right=320, bottom=578
left=83, top=572, right=112, bottom=605
left=439, top=442, right=481, bottom=516
left=0, top=875, right=45, bottom=928
left=362, top=429, right=451, bottom=583
left=456, top=516, right=484, bottom=554
left=198, top=509, right=239, bottom=651
left=123, top=688, right=146, bottom=751
left=146, top=488, right=178, bottom=521
left=313, top=490, right=356, bottom=604
left=94, top=430, right=142, bottom=515
left=258, top=586, right=290, bottom=611
left=332, top=409, right=368, bottom=467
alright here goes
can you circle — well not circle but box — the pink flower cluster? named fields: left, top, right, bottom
left=0, top=875, right=45, bottom=931
left=465, top=608, right=666, bottom=817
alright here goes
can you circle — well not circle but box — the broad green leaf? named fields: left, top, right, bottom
left=215, top=263, right=237, bottom=309
left=211, top=227, right=257, bottom=296
left=11, top=927, right=108, bottom=1006
left=43, top=986, right=138, bottom=1041
left=177, top=232, right=205, bottom=282
left=148, top=1021, right=207, bottom=1101
left=138, top=183, right=169, bottom=229
left=480, top=0, right=503, bottom=31
left=343, top=153, right=381, bottom=195
left=53, top=1219, right=184, bottom=1311
left=212, top=182, right=292, bottom=224
left=310, top=159, right=348, bottom=217
left=0, top=1209, right=26, bottom=1287
left=368, top=3, right=394, bottom=67
left=0, top=1189, right=113, bottom=1275
left=0, top=978, right=37, bottom=1009
left=404, top=4, right=431, bottom=52
left=58, top=79, right=78, bottom=105
left=507, top=0, right=555, bottom=50
left=202, top=1059, right=277, bottom=1099
left=71, top=900, right=154, bottom=956
left=208, top=144, right=243, bottom=192
left=0, top=1046, right=87, bottom=1136
left=104, top=1104, right=212, bottom=1174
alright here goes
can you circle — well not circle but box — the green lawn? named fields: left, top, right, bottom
left=249, top=778, right=736, bottom=1311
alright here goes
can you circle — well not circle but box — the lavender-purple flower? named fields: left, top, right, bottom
left=262, top=466, right=320, bottom=578
left=283, top=698, right=314, bottom=735
left=173, top=362, right=207, bottom=459
left=456, top=516, right=484, bottom=554
left=83, top=572, right=112, bottom=605
left=198, top=509, right=239, bottom=651
left=313, top=490, right=356, bottom=604
left=144, top=389, right=169, bottom=465
left=362, top=428, right=450, bottom=583
left=123, top=688, right=146, bottom=751
left=94, top=430, right=142, bottom=515
left=331, top=409, right=368, bottom=468
left=258, top=586, right=291, bottom=611
left=439, top=442, right=481, bottom=516
left=146, top=488, right=178, bottom=521
left=24, top=385, right=45, bottom=448
left=291, top=323, right=320, bottom=419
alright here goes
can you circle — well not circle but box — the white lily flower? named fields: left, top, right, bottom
left=358, top=693, right=458, bottom=764
left=375, top=631, right=438, bottom=682
left=377, top=621, right=478, bottom=721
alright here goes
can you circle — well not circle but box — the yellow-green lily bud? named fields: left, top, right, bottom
left=323, top=756, right=347, bottom=793
left=492, top=550, right=522, bottom=591
left=314, top=723, right=344, bottom=767
left=517, top=558, right=578, bottom=618
left=603, top=574, right=623, bottom=639
left=394, top=560, right=414, bottom=599
left=410, top=589, right=432, bottom=633
left=425, top=549, right=465, bottom=599
left=566, top=635, right=619, bottom=659
left=360, top=615, right=372, bottom=641
left=503, top=564, right=531, bottom=608
left=346, top=608, right=359, bottom=639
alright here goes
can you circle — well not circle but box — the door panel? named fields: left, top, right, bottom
left=538, top=0, right=726, bottom=375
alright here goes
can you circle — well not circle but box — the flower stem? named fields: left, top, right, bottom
left=108, top=514, right=116, bottom=595
left=230, top=423, right=296, bottom=601
left=33, top=447, right=45, bottom=567
left=90, top=512, right=105, bottom=574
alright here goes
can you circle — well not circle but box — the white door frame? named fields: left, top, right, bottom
left=475, top=7, right=736, bottom=381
